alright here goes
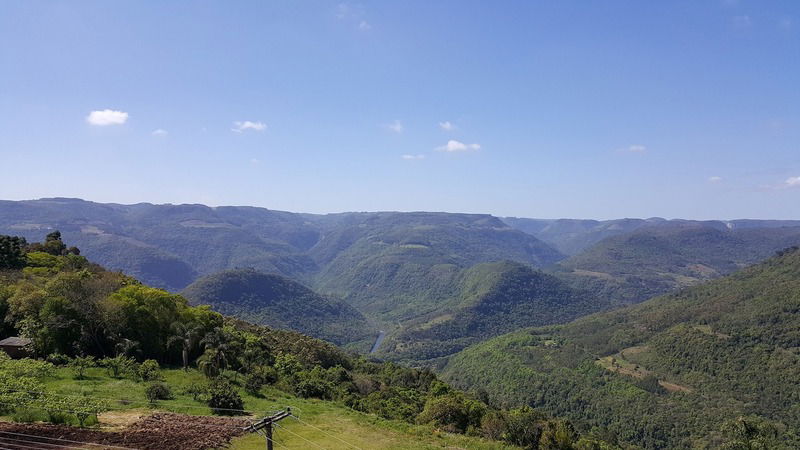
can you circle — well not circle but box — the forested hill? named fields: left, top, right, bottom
left=0, top=232, right=616, bottom=449
left=442, top=246, right=800, bottom=449
left=555, top=222, right=800, bottom=304
left=181, top=269, right=375, bottom=348
left=378, top=261, right=600, bottom=365
left=0, top=198, right=563, bottom=292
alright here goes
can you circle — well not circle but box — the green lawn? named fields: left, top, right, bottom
left=17, top=367, right=515, bottom=449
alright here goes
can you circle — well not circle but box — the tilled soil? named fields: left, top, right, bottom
left=0, top=413, right=250, bottom=449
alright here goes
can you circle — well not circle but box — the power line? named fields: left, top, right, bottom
left=0, top=434, right=88, bottom=449
left=290, top=415, right=362, bottom=450
left=274, top=423, right=327, bottom=450
left=0, top=431, right=133, bottom=450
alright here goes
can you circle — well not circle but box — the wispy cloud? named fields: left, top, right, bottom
left=618, top=144, right=647, bottom=154
left=336, top=3, right=371, bottom=31
left=151, top=129, right=168, bottom=136
left=250, top=158, right=261, bottom=165
left=401, top=154, right=426, bottom=160
left=779, top=17, right=793, bottom=31
left=709, top=176, right=723, bottom=183
left=439, top=121, right=456, bottom=131
left=783, top=176, right=800, bottom=188
left=86, top=109, right=128, bottom=126
left=232, top=121, right=266, bottom=133
left=436, top=140, right=480, bottom=152
left=385, top=120, right=404, bottom=134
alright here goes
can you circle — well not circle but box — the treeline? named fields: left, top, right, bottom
left=0, top=232, right=615, bottom=449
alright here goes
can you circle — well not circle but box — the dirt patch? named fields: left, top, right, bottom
left=658, top=381, right=692, bottom=393
left=0, top=413, right=250, bottom=449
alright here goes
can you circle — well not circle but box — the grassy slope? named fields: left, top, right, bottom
left=442, top=248, right=800, bottom=449
left=25, top=367, right=514, bottom=450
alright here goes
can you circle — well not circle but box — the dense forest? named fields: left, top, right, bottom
left=181, top=268, right=375, bottom=348
left=0, top=232, right=617, bottom=449
left=443, top=247, right=800, bottom=449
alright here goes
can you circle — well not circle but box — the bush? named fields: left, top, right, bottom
left=46, top=353, right=71, bottom=366
left=145, top=382, right=173, bottom=404
left=101, top=355, right=136, bottom=379
left=69, top=356, right=95, bottom=380
left=137, top=359, right=162, bottom=381
left=207, top=380, right=245, bottom=415
left=183, top=383, right=208, bottom=402
left=294, top=367, right=335, bottom=400
left=274, top=353, right=303, bottom=378
left=11, top=408, right=45, bottom=423
left=244, top=374, right=264, bottom=396
left=416, top=393, right=486, bottom=434
left=46, top=411, right=70, bottom=425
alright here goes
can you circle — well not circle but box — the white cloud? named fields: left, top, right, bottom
left=250, top=158, right=261, bottom=165
left=86, top=109, right=128, bottom=126
left=784, top=176, right=800, bottom=188
left=385, top=120, right=403, bottom=134
left=779, top=17, right=793, bottom=31
left=232, top=121, right=266, bottom=133
left=709, top=176, right=723, bottom=183
left=617, top=144, right=647, bottom=154
left=401, top=154, right=425, bottom=160
left=436, top=140, right=481, bottom=152
left=439, top=121, right=456, bottom=131
left=358, top=20, right=372, bottom=31
left=151, top=129, right=168, bottom=136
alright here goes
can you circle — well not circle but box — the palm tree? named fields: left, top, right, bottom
left=167, top=322, right=203, bottom=371
left=198, top=328, right=229, bottom=378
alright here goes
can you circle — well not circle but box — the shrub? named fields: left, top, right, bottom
left=274, top=353, right=302, bottom=378
left=294, top=367, right=335, bottom=400
left=183, top=383, right=208, bottom=402
left=12, top=408, right=45, bottom=423
left=244, top=374, right=264, bottom=396
left=137, top=359, right=162, bottom=381
left=46, top=353, right=70, bottom=366
left=207, top=380, right=245, bottom=415
left=69, top=356, right=95, bottom=380
left=416, top=393, right=486, bottom=434
left=101, top=355, right=136, bottom=379
left=145, top=382, right=173, bottom=404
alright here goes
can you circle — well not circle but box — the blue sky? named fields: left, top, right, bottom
left=1, top=1, right=798, bottom=219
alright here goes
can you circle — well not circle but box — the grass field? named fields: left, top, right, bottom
left=4, top=366, right=516, bottom=449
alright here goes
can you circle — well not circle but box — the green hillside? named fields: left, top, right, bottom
left=442, top=246, right=800, bottom=449
left=182, top=269, right=375, bottom=347
left=0, top=232, right=613, bottom=449
left=556, top=223, right=800, bottom=304
left=380, top=261, right=600, bottom=365
left=309, top=212, right=564, bottom=322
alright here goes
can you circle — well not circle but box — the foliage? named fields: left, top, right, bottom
left=69, top=356, right=95, bottom=380
left=0, top=234, right=27, bottom=269
left=138, top=359, right=163, bottom=381
left=444, top=248, right=800, bottom=449
left=182, top=269, right=375, bottom=346
left=145, top=382, right=174, bottom=404
left=206, top=379, right=245, bottom=415
left=101, top=355, right=136, bottom=378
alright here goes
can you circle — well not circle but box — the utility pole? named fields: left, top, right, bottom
left=244, top=408, right=291, bottom=450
